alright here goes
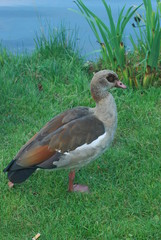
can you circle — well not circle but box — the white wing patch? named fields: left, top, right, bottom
left=64, top=132, right=106, bottom=155
left=55, top=149, right=62, bottom=153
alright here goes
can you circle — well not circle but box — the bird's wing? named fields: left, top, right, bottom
left=13, top=107, right=105, bottom=169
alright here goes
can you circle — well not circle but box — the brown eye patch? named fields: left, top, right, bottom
left=106, top=74, right=115, bottom=83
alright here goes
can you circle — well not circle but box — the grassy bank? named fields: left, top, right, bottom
left=0, top=30, right=161, bottom=239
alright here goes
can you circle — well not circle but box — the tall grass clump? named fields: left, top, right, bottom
left=131, top=0, right=161, bottom=87
left=35, top=24, right=79, bottom=58
left=73, top=0, right=141, bottom=85
left=33, top=25, right=90, bottom=90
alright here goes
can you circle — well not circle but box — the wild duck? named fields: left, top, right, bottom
left=3, top=70, right=126, bottom=192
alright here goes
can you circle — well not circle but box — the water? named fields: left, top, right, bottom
left=0, top=0, right=156, bottom=59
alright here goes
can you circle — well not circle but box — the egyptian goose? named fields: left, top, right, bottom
left=3, top=70, right=126, bottom=192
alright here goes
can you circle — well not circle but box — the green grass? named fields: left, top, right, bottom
left=0, top=30, right=161, bottom=240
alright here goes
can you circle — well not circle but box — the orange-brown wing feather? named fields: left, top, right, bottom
left=18, top=145, right=55, bottom=167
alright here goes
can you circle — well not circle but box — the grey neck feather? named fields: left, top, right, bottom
left=91, top=83, right=109, bottom=103
left=94, top=93, right=117, bottom=130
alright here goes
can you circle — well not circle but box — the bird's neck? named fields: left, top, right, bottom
left=94, top=93, right=117, bottom=129
left=91, top=84, right=109, bottom=102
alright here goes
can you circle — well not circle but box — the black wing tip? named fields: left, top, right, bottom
left=8, top=167, right=37, bottom=183
left=3, top=159, right=37, bottom=183
left=3, top=159, right=16, bottom=173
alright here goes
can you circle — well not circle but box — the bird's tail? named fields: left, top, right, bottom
left=3, top=159, right=37, bottom=184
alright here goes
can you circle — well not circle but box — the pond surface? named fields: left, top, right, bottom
left=0, top=0, right=156, bottom=59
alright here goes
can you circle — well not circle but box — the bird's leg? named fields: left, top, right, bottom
left=8, top=181, right=14, bottom=188
left=68, top=170, right=89, bottom=193
left=68, top=170, right=75, bottom=192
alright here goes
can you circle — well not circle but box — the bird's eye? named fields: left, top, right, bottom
left=106, top=74, right=114, bottom=83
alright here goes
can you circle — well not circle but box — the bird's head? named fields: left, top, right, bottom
left=91, top=70, right=126, bottom=102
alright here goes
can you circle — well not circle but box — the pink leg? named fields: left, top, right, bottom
left=68, top=170, right=75, bottom=192
left=8, top=181, right=14, bottom=188
left=68, top=170, right=89, bottom=193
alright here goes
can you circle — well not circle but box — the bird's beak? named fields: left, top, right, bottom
left=115, top=80, right=127, bottom=89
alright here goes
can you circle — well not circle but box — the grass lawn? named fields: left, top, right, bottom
left=0, top=38, right=161, bottom=239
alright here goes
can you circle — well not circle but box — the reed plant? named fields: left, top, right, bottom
left=73, top=0, right=161, bottom=88
left=131, top=0, right=161, bottom=87
left=73, top=0, right=141, bottom=85
left=157, top=0, right=161, bottom=15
